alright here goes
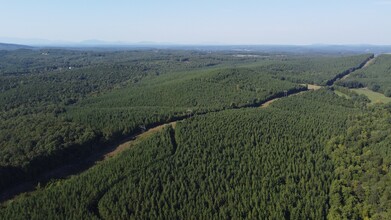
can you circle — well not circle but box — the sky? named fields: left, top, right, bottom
left=0, top=0, right=391, bottom=45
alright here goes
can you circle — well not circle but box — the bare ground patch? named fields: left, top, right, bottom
left=104, top=122, right=177, bottom=159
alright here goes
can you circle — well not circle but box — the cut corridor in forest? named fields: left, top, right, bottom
left=0, top=56, right=375, bottom=204
left=0, top=88, right=306, bottom=203
left=104, top=122, right=177, bottom=159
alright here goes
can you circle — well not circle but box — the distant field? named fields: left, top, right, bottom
left=351, top=88, right=391, bottom=104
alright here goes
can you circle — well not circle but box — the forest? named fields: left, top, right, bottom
left=0, top=48, right=390, bottom=219
left=337, top=54, right=391, bottom=96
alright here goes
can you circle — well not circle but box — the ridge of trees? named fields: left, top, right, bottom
left=337, top=54, right=391, bottom=97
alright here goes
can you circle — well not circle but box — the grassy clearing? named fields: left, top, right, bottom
left=351, top=88, right=391, bottom=104
left=307, top=84, right=322, bottom=90
left=334, top=90, right=351, bottom=99
left=362, top=57, right=375, bottom=68
left=300, top=84, right=322, bottom=90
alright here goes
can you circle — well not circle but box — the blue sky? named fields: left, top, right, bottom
left=1, top=0, right=391, bottom=45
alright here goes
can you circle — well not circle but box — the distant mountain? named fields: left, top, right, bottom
left=0, top=42, right=34, bottom=50
left=79, top=39, right=122, bottom=45
left=1, top=37, right=391, bottom=54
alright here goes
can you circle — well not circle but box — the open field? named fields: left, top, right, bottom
left=351, top=88, right=391, bottom=104
left=300, top=83, right=323, bottom=90
left=334, top=90, right=351, bottom=99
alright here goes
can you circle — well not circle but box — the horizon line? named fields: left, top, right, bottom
left=2, top=41, right=391, bottom=48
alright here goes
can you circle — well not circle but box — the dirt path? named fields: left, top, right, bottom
left=363, top=57, right=375, bottom=68
left=342, top=56, right=375, bottom=80
left=260, top=97, right=281, bottom=108
left=1, top=56, right=375, bottom=203
left=104, top=122, right=177, bottom=159
left=1, top=88, right=309, bottom=203
left=260, top=85, right=321, bottom=108
left=260, top=90, right=311, bottom=108
left=0, top=121, right=180, bottom=203
left=260, top=56, right=374, bottom=109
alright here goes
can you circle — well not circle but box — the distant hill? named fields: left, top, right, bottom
left=0, top=42, right=34, bottom=50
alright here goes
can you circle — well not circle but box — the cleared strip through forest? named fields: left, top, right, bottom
left=104, top=122, right=177, bottom=159
left=326, top=55, right=375, bottom=86
left=0, top=88, right=306, bottom=203
left=88, top=126, right=180, bottom=218
left=0, top=56, right=375, bottom=203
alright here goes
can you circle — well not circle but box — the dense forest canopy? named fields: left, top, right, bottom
left=0, top=48, right=390, bottom=219
left=337, top=54, right=391, bottom=96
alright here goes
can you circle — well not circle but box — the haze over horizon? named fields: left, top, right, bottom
left=1, top=0, right=391, bottom=45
